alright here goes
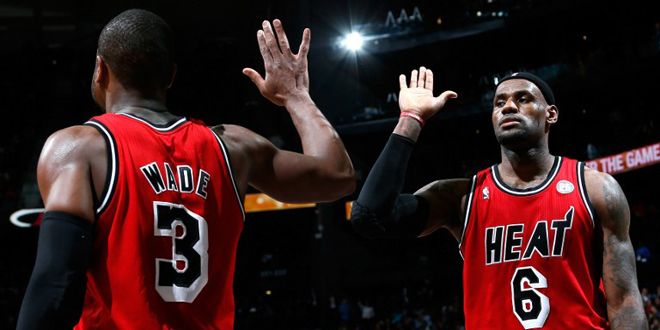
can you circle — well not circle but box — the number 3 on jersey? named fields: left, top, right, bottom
left=511, top=266, right=550, bottom=329
left=154, top=201, right=209, bottom=303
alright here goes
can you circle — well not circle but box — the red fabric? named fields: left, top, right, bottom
left=75, top=113, right=244, bottom=330
left=460, top=157, right=608, bottom=329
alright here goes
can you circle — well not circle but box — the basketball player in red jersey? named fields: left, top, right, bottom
left=17, top=9, right=354, bottom=329
left=351, top=67, right=646, bottom=329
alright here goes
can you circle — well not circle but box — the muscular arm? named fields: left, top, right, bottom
left=255, top=94, right=354, bottom=202
left=415, top=179, right=469, bottom=239
left=229, top=19, right=354, bottom=203
left=585, top=168, right=647, bottom=329
left=351, top=66, right=465, bottom=239
left=17, top=126, right=104, bottom=329
left=215, top=119, right=353, bottom=203
left=37, top=126, right=104, bottom=220
left=349, top=127, right=468, bottom=239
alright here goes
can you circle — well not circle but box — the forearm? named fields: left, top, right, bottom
left=604, top=240, right=647, bottom=329
left=591, top=172, right=648, bottom=329
left=284, top=94, right=353, bottom=179
left=393, top=116, right=423, bottom=142
left=608, top=295, right=647, bottom=330
left=356, top=117, right=421, bottom=211
left=351, top=132, right=428, bottom=239
left=17, top=212, right=92, bottom=330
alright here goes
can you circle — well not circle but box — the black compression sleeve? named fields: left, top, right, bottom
left=17, top=212, right=93, bottom=330
left=351, top=134, right=429, bottom=239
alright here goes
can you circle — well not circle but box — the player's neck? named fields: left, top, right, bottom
left=104, top=89, right=180, bottom=125
left=499, top=145, right=555, bottom=183
left=105, top=88, right=168, bottom=115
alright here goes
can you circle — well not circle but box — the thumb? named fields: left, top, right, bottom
left=432, top=90, right=458, bottom=110
left=242, top=68, right=265, bottom=90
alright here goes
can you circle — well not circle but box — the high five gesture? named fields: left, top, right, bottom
left=243, top=19, right=311, bottom=107
left=395, top=66, right=457, bottom=140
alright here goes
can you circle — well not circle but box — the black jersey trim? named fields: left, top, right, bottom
left=577, top=162, right=596, bottom=228
left=84, top=120, right=119, bottom=215
left=457, top=174, right=477, bottom=260
left=118, top=113, right=187, bottom=132
left=209, top=128, right=246, bottom=221
left=491, top=156, right=562, bottom=196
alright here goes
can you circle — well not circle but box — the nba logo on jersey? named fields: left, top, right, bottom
left=482, top=187, right=490, bottom=200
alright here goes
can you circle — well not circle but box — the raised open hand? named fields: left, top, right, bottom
left=243, top=19, right=311, bottom=107
left=398, top=66, right=457, bottom=120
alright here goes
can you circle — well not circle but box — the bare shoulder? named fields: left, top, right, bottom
left=210, top=124, right=276, bottom=168
left=584, top=167, right=630, bottom=233
left=210, top=124, right=273, bottom=155
left=211, top=124, right=267, bottom=143
left=415, top=178, right=471, bottom=237
left=209, top=124, right=276, bottom=197
left=40, top=125, right=105, bottom=166
left=38, top=125, right=105, bottom=220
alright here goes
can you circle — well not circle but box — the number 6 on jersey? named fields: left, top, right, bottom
left=511, top=266, right=550, bottom=329
left=154, top=201, right=209, bottom=302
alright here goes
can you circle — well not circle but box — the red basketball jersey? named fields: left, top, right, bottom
left=460, top=157, right=608, bottom=329
left=75, top=113, right=245, bottom=329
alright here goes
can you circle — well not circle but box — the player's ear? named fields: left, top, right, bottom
left=94, top=55, right=109, bottom=86
left=546, top=105, right=558, bottom=125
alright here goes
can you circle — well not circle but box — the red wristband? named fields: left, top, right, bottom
left=400, top=111, right=425, bottom=127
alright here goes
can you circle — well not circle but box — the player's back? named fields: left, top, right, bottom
left=76, top=113, right=244, bottom=329
left=460, top=157, right=608, bottom=329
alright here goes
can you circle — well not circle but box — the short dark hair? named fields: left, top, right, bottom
left=97, top=9, right=174, bottom=93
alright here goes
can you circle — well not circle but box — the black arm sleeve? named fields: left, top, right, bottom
left=351, top=134, right=429, bottom=239
left=17, top=212, right=93, bottom=330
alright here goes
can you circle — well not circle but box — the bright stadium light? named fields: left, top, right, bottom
left=341, top=32, right=364, bottom=51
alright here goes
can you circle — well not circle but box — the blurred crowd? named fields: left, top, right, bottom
left=235, top=280, right=464, bottom=330
left=642, top=286, right=660, bottom=330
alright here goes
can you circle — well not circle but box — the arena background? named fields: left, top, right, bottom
left=0, top=0, right=658, bottom=328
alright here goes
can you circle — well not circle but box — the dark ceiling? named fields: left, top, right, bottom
left=0, top=0, right=658, bottom=163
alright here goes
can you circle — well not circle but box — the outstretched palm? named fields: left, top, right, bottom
left=398, top=67, right=457, bottom=120
left=243, top=19, right=311, bottom=107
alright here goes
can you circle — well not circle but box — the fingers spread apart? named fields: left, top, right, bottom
left=262, top=19, right=311, bottom=59
left=262, top=20, right=282, bottom=59
left=399, top=66, right=435, bottom=90
left=297, top=28, right=311, bottom=57
left=272, top=19, right=292, bottom=57
left=432, top=90, right=459, bottom=110
left=418, top=67, right=427, bottom=89
left=410, top=70, right=418, bottom=88
left=257, top=30, right=273, bottom=65
left=242, top=68, right=265, bottom=90
left=399, top=74, right=407, bottom=89
left=425, top=69, right=434, bottom=91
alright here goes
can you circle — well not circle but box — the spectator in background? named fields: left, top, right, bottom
left=339, top=298, right=352, bottom=329
left=358, top=299, right=376, bottom=329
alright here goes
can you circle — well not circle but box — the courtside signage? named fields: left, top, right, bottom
left=585, top=142, right=660, bottom=175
